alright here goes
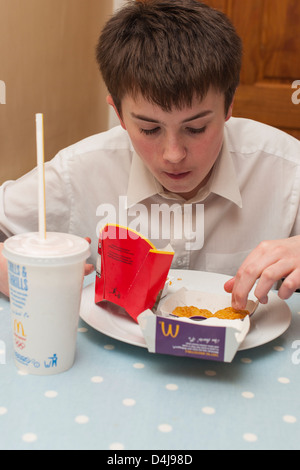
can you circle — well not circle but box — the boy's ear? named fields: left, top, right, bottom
left=106, top=95, right=126, bottom=130
left=225, top=99, right=234, bottom=122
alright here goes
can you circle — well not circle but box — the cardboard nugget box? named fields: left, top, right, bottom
left=138, top=312, right=251, bottom=363
left=138, top=288, right=257, bottom=362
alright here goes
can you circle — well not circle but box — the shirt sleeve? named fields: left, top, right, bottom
left=0, top=151, right=72, bottom=238
left=289, top=161, right=300, bottom=237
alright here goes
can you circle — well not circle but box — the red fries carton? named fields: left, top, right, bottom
left=95, top=224, right=174, bottom=322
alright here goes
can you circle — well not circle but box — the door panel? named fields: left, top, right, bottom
left=204, top=0, right=300, bottom=139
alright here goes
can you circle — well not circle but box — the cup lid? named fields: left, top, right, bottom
left=3, top=232, right=91, bottom=266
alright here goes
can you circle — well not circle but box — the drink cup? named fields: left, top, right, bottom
left=3, top=232, right=90, bottom=375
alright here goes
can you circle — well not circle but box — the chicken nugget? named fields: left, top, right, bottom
left=214, top=307, right=250, bottom=320
left=172, top=306, right=212, bottom=318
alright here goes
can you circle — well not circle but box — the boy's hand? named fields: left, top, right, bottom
left=85, top=263, right=95, bottom=276
left=84, top=237, right=95, bottom=276
left=224, top=236, right=300, bottom=310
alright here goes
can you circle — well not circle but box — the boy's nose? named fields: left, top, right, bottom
left=162, top=135, right=187, bottom=164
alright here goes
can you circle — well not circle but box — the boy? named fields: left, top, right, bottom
left=1, top=0, right=300, bottom=310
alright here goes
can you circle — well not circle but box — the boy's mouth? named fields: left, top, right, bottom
left=164, top=171, right=191, bottom=180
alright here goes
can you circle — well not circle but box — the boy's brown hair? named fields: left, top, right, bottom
left=96, top=0, right=242, bottom=115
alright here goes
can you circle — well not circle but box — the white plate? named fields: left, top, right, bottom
left=80, top=270, right=292, bottom=351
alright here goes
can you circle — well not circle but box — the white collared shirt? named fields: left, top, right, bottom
left=0, top=117, right=299, bottom=276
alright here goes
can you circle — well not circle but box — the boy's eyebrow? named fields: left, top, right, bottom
left=182, top=111, right=213, bottom=123
left=131, top=110, right=213, bottom=124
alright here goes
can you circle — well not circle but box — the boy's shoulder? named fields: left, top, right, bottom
left=58, top=125, right=133, bottom=159
left=226, top=117, right=300, bottom=162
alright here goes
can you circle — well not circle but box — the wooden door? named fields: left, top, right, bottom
left=204, top=0, right=300, bottom=139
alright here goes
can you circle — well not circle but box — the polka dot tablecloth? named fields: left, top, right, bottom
left=1, top=276, right=300, bottom=450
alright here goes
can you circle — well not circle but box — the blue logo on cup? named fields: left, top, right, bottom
left=44, top=353, right=58, bottom=368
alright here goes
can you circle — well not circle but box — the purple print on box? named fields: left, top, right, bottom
left=155, top=317, right=226, bottom=362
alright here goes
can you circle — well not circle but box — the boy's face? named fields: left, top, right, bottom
left=108, top=89, right=232, bottom=200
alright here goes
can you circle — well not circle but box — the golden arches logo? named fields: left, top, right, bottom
left=14, top=320, right=26, bottom=338
left=159, top=321, right=180, bottom=339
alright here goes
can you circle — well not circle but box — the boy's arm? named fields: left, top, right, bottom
left=0, top=243, right=9, bottom=297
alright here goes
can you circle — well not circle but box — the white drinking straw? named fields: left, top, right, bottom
left=35, top=113, right=46, bottom=240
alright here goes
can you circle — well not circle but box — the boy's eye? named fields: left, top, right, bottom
left=187, top=126, right=206, bottom=135
left=140, top=127, right=160, bottom=136
left=140, top=126, right=206, bottom=136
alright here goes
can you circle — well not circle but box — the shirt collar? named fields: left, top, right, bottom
left=208, top=130, right=243, bottom=208
left=126, top=128, right=242, bottom=209
left=126, top=151, right=161, bottom=208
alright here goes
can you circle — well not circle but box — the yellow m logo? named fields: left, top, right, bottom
left=160, top=321, right=180, bottom=338
left=14, top=320, right=26, bottom=337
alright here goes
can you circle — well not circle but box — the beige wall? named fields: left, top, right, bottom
left=0, top=0, right=112, bottom=184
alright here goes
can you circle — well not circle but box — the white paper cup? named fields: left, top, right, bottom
left=3, top=232, right=90, bottom=375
